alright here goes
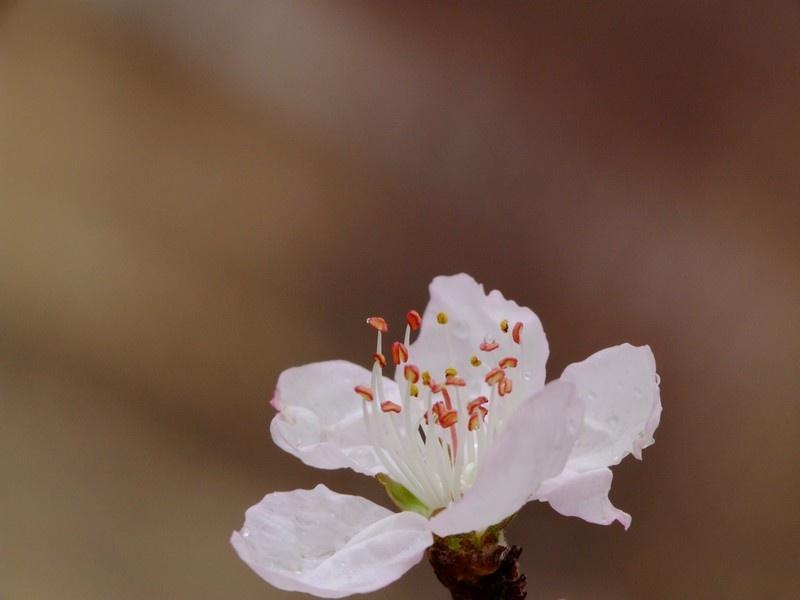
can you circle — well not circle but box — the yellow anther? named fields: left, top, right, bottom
left=409, top=383, right=419, bottom=397
left=500, top=319, right=509, bottom=333
left=470, top=355, right=482, bottom=367
left=436, top=311, right=448, bottom=324
left=421, top=371, right=431, bottom=385
left=444, top=367, right=458, bottom=377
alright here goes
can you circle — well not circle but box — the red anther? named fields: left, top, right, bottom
left=468, top=396, right=488, bottom=413
left=431, top=401, right=446, bottom=418
left=429, top=380, right=443, bottom=394
left=366, top=316, right=389, bottom=333
left=468, top=412, right=480, bottom=431
left=485, top=367, right=505, bottom=386
left=380, top=400, right=402, bottom=414
left=391, top=341, right=409, bottom=365
left=405, top=310, right=422, bottom=331
left=404, top=364, right=420, bottom=384
left=354, top=385, right=374, bottom=402
left=499, top=356, right=519, bottom=369
left=474, top=405, right=488, bottom=418
left=372, top=352, right=387, bottom=368
left=445, top=376, right=466, bottom=387
left=499, top=377, right=513, bottom=397
left=512, top=321, right=524, bottom=344
left=439, top=410, right=459, bottom=428
left=479, top=340, right=500, bottom=352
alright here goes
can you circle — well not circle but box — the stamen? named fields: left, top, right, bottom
left=512, top=321, right=524, bottom=343
left=500, top=319, right=509, bottom=333
left=367, top=316, right=389, bottom=333
left=409, top=383, right=419, bottom=397
left=499, top=377, right=513, bottom=396
left=468, top=396, right=488, bottom=413
left=380, top=400, right=402, bottom=414
left=480, top=340, right=500, bottom=352
left=439, top=410, right=458, bottom=428
left=406, top=310, right=422, bottom=330
left=485, top=367, right=505, bottom=386
left=470, top=355, right=482, bottom=367
left=354, top=385, right=374, bottom=402
left=444, top=367, right=458, bottom=377
left=372, top=352, right=387, bottom=368
left=404, top=364, right=420, bottom=384
left=499, top=356, right=518, bottom=369
left=391, top=341, right=409, bottom=365
left=468, top=413, right=481, bottom=432
left=436, top=311, right=449, bottom=324
left=445, top=376, right=466, bottom=387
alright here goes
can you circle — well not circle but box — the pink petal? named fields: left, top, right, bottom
left=561, top=344, right=661, bottom=471
left=270, top=360, right=399, bottom=476
left=537, top=468, right=631, bottom=529
left=430, top=380, right=583, bottom=537
left=231, top=485, right=432, bottom=598
left=407, top=274, right=549, bottom=399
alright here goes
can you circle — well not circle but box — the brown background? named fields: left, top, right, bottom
left=2, top=1, right=799, bottom=598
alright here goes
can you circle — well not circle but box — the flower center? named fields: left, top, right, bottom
left=355, top=310, right=526, bottom=510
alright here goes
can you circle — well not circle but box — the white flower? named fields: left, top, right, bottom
left=232, top=274, right=661, bottom=597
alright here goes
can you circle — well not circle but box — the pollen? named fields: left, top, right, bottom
left=436, top=311, right=448, bottom=324
left=499, top=356, right=518, bottom=369
left=380, top=400, right=402, bottom=414
left=405, top=310, right=422, bottom=331
left=468, top=396, right=488, bottom=413
left=366, top=316, right=388, bottom=333
left=404, top=364, right=421, bottom=383
left=485, top=367, right=505, bottom=386
left=391, top=341, right=409, bottom=365
left=439, top=409, right=458, bottom=428
left=354, top=385, right=374, bottom=402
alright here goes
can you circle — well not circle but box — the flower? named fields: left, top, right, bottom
left=232, top=274, right=661, bottom=597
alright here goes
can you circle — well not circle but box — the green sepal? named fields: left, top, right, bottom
left=376, top=473, right=433, bottom=518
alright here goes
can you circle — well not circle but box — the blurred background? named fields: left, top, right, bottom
left=2, top=1, right=799, bottom=598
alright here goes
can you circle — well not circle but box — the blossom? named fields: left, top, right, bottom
left=232, top=274, right=661, bottom=597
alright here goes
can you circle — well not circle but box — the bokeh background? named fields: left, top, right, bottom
left=2, top=1, right=799, bottom=598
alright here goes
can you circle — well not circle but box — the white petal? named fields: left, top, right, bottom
left=537, top=468, right=631, bottom=529
left=429, top=380, right=583, bottom=537
left=231, top=485, right=432, bottom=598
left=561, top=344, right=661, bottom=471
left=270, top=360, right=398, bottom=476
left=407, top=274, right=549, bottom=397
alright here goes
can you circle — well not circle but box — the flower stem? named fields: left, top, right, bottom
left=427, top=530, right=527, bottom=599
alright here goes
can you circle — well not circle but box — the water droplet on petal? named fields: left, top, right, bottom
left=241, top=527, right=250, bottom=538
left=452, top=320, right=469, bottom=339
left=522, top=372, right=532, bottom=381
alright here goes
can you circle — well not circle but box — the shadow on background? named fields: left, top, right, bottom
left=2, top=1, right=799, bottom=598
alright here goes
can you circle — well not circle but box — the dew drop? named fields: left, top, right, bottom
left=453, top=320, right=469, bottom=339
left=522, top=372, right=532, bottom=381
left=241, top=527, right=250, bottom=538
